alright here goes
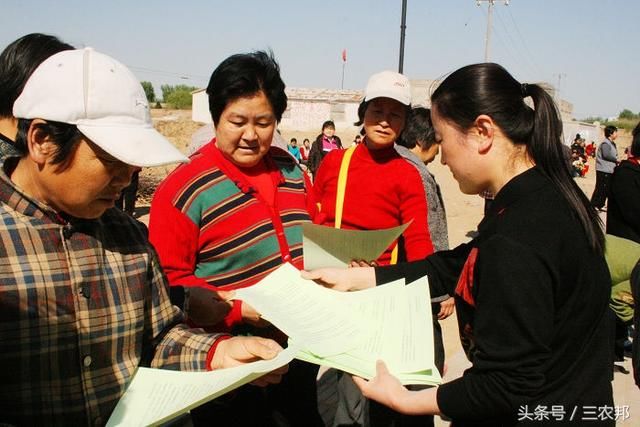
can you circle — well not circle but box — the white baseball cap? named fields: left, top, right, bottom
left=13, top=48, right=188, bottom=167
left=364, top=70, right=412, bottom=106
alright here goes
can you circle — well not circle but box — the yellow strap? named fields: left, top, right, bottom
left=334, top=144, right=398, bottom=264
left=335, top=145, right=356, bottom=229
left=390, top=245, right=398, bottom=265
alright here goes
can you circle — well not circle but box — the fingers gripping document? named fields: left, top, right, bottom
left=106, top=344, right=299, bottom=427
left=235, top=263, right=442, bottom=386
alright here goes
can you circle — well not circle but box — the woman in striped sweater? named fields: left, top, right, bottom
left=149, top=51, right=321, bottom=427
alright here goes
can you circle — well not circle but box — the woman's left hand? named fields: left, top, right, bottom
left=437, top=297, right=455, bottom=320
left=353, top=361, right=442, bottom=416
left=353, top=360, right=409, bottom=412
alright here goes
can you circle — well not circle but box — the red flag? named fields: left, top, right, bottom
left=341, top=49, right=347, bottom=62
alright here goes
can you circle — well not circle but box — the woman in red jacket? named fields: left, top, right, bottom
left=313, top=70, right=434, bottom=265
left=313, top=70, right=435, bottom=427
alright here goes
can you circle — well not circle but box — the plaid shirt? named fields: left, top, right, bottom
left=0, top=157, right=222, bottom=426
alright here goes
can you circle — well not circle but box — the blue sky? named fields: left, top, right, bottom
left=2, top=0, right=638, bottom=119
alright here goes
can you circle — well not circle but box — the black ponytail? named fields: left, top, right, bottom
left=526, top=84, right=604, bottom=253
left=432, top=63, right=604, bottom=254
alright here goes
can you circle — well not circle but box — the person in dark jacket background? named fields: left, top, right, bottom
left=607, top=122, right=640, bottom=243
left=307, top=119, right=342, bottom=178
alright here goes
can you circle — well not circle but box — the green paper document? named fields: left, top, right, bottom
left=106, top=343, right=299, bottom=427
left=235, top=263, right=441, bottom=386
left=302, top=222, right=411, bottom=270
left=297, top=276, right=441, bottom=385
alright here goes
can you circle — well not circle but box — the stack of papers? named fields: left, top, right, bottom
left=106, top=344, right=299, bottom=427
left=107, top=223, right=439, bottom=426
left=235, top=263, right=442, bottom=386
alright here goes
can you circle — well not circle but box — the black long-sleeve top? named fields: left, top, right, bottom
left=377, top=167, right=614, bottom=426
left=607, top=160, right=640, bottom=243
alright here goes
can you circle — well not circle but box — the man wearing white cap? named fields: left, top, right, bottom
left=0, top=47, right=285, bottom=426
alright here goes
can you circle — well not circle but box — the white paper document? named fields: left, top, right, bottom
left=106, top=344, right=299, bottom=427
left=234, top=263, right=368, bottom=357
left=234, top=263, right=441, bottom=386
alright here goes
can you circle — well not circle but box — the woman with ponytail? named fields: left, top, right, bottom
left=304, top=63, right=614, bottom=425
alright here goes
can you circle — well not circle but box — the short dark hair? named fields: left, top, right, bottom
left=397, top=107, right=435, bottom=150
left=322, top=120, right=335, bottom=130
left=0, top=33, right=74, bottom=118
left=15, top=119, right=82, bottom=166
left=206, top=50, right=287, bottom=125
left=354, top=101, right=368, bottom=127
left=604, top=125, right=618, bottom=138
left=290, top=137, right=297, bottom=143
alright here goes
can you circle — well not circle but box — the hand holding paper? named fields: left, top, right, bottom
left=300, top=265, right=376, bottom=292
left=353, top=360, right=411, bottom=412
left=210, top=336, right=283, bottom=371
left=107, top=343, right=300, bottom=427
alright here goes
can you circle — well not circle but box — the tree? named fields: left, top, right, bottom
left=161, top=84, right=198, bottom=102
left=161, top=84, right=198, bottom=109
left=582, top=116, right=605, bottom=124
left=161, top=84, right=174, bottom=103
left=618, top=109, right=637, bottom=120
left=166, top=89, right=193, bottom=109
left=140, top=81, right=155, bottom=103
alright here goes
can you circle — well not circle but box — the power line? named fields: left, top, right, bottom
left=502, top=6, right=546, bottom=78
left=475, top=3, right=527, bottom=73
left=475, top=1, right=547, bottom=84
left=478, top=7, right=523, bottom=69
left=476, top=0, right=509, bottom=62
left=506, top=7, right=542, bottom=71
left=493, top=6, right=545, bottom=78
left=127, top=65, right=208, bottom=83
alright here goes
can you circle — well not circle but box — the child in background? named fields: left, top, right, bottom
left=300, top=138, right=311, bottom=165
left=287, top=137, right=302, bottom=161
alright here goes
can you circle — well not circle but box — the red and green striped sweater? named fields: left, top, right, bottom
left=149, top=141, right=314, bottom=328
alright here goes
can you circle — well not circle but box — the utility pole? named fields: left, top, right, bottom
left=554, top=73, right=567, bottom=103
left=476, top=0, right=509, bottom=62
left=398, top=0, right=407, bottom=73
